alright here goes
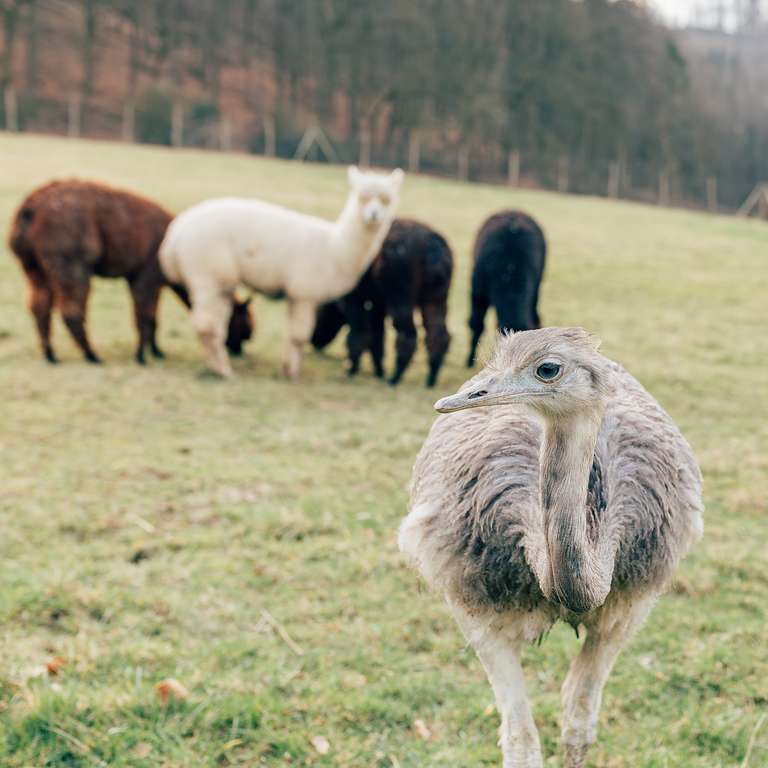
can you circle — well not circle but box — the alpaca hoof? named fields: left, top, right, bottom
left=44, top=349, right=59, bottom=364
left=151, top=346, right=166, bottom=359
left=85, top=352, right=102, bottom=364
left=466, top=356, right=475, bottom=368
left=387, top=376, right=401, bottom=387
left=136, top=351, right=146, bottom=365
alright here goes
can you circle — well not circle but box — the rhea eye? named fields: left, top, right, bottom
left=535, top=362, right=562, bottom=381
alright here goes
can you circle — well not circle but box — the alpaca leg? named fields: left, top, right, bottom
left=422, top=299, right=450, bottom=388
left=388, top=305, right=417, bottom=386
left=284, top=300, right=317, bottom=381
left=368, top=303, right=386, bottom=378
left=560, top=595, right=656, bottom=768
left=129, top=267, right=163, bottom=364
left=191, top=291, right=233, bottom=378
left=344, top=297, right=371, bottom=377
left=448, top=600, right=543, bottom=768
left=468, top=290, right=489, bottom=367
left=22, top=260, right=57, bottom=363
left=54, top=275, right=101, bottom=364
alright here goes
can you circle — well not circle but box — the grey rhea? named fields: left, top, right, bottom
left=398, top=327, right=703, bottom=768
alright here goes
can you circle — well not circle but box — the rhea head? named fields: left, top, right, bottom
left=435, top=327, right=612, bottom=419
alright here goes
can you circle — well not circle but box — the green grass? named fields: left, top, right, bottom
left=0, top=132, right=766, bottom=768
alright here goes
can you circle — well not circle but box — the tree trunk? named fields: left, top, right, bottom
left=82, top=0, right=97, bottom=98
left=1, top=0, right=21, bottom=91
left=25, top=0, right=38, bottom=96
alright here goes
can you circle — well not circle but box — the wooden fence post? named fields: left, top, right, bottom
left=359, top=123, right=371, bottom=167
left=607, top=161, right=620, bottom=198
left=658, top=171, right=670, bottom=206
left=68, top=93, right=81, bottom=138
left=263, top=116, right=276, bottom=157
left=457, top=145, right=469, bottom=181
left=219, top=116, right=232, bottom=151
left=171, top=100, right=183, bottom=147
left=706, top=176, right=718, bottom=212
left=408, top=131, right=420, bottom=174
left=3, top=86, right=18, bottom=132
left=507, top=150, right=520, bottom=186
left=557, top=155, right=569, bottom=193
left=122, top=101, right=135, bottom=142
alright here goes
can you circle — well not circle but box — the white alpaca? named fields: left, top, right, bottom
left=159, top=166, right=403, bottom=379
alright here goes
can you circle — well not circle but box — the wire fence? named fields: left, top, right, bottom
left=0, top=86, right=758, bottom=215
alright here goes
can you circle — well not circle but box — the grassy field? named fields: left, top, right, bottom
left=0, top=132, right=766, bottom=768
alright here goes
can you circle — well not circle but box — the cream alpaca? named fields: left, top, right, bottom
left=159, top=166, right=403, bottom=378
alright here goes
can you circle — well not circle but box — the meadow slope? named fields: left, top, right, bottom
left=0, top=133, right=766, bottom=767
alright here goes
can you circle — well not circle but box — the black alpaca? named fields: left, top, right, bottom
left=467, top=210, right=546, bottom=367
left=311, top=219, right=453, bottom=387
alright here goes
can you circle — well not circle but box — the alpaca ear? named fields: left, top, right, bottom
left=347, top=165, right=361, bottom=187
left=389, top=168, right=404, bottom=188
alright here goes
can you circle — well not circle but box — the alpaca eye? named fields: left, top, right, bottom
left=536, top=362, right=562, bottom=381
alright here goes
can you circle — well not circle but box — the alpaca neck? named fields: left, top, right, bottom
left=331, top=196, right=389, bottom=289
left=539, top=410, right=614, bottom=614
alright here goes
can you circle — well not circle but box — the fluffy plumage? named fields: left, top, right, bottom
left=400, top=327, right=703, bottom=767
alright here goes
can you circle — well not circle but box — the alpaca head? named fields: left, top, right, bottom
left=347, top=166, right=404, bottom=228
left=225, top=296, right=254, bottom=357
left=435, top=327, right=612, bottom=419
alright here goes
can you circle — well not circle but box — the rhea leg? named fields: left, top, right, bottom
left=421, top=299, right=450, bottom=388
left=560, top=595, right=655, bottom=768
left=284, top=300, right=317, bottom=381
left=21, top=258, right=57, bottom=363
left=191, top=288, right=234, bottom=378
left=448, top=600, right=543, bottom=768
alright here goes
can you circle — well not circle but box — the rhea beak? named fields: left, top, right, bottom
left=434, top=378, right=539, bottom=413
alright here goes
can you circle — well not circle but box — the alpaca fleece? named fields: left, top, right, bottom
left=160, top=166, right=403, bottom=379
left=467, top=210, right=546, bottom=367
left=311, top=218, right=453, bottom=387
left=8, top=180, right=253, bottom=365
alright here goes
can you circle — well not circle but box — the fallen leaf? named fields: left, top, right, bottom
left=155, top=678, right=189, bottom=704
left=413, top=719, right=432, bottom=741
left=310, top=735, right=330, bottom=754
left=46, top=657, right=66, bottom=677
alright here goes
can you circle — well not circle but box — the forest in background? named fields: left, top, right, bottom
left=1, top=0, right=767, bottom=210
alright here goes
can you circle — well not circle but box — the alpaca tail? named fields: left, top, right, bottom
left=8, top=205, right=36, bottom=258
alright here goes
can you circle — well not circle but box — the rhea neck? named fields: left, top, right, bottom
left=332, top=194, right=391, bottom=288
left=538, top=406, right=614, bottom=614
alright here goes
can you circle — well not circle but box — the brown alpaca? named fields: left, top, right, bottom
left=8, top=180, right=253, bottom=364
